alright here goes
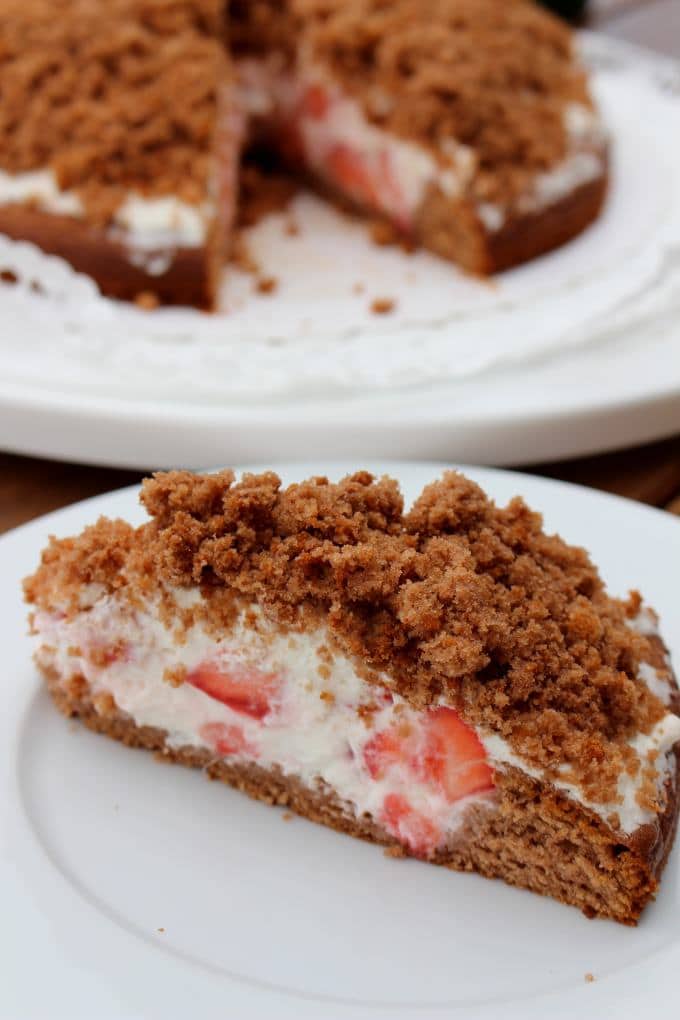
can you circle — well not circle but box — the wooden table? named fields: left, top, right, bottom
left=1, top=0, right=679, bottom=535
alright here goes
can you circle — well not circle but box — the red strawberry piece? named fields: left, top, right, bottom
left=301, top=83, right=330, bottom=119
left=326, top=143, right=378, bottom=207
left=381, top=793, right=440, bottom=858
left=363, top=727, right=403, bottom=779
left=186, top=660, right=279, bottom=720
left=199, top=721, right=251, bottom=757
left=415, top=707, right=493, bottom=803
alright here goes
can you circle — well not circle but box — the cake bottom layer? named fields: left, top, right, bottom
left=46, top=666, right=677, bottom=926
left=417, top=168, right=610, bottom=275
left=0, top=204, right=217, bottom=309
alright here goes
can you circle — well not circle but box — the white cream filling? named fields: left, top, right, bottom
left=33, top=590, right=680, bottom=842
left=34, top=594, right=493, bottom=850
left=0, top=168, right=211, bottom=271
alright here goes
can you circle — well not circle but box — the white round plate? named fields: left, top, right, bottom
left=2, top=459, right=680, bottom=1019
left=1, top=35, right=680, bottom=469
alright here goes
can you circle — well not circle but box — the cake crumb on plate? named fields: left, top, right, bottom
left=371, top=297, right=396, bottom=315
left=256, top=276, right=278, bottom=295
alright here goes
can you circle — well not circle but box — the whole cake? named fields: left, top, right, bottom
left=0, top=0, right=608, bottom=307
left=25, top=469, right=679, bottom=923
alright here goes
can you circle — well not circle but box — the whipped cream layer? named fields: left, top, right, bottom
left=33, top=592, right=679, bottom=848
left=236, top=58, right=607, bottom=235
left=0, top=167, right=211, bottom=274
left=34, top=591, right=495, bottom=857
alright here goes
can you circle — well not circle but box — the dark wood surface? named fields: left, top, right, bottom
left=1, top=0, right=678, bottom=535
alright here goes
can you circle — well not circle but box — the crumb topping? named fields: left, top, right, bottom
left=233, top=0, right=593, bottom=204
left=25, top=469, right=676, bottom=812
left=0, top=0, right=226, bottom=223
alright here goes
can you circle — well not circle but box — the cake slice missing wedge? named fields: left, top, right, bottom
left=0, top=0, right=242, bottom=308
left=24, top=470, right=680, bottom=924
left=233, top=0, right=608, bottom=273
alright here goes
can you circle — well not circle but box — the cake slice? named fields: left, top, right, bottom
left=24, top=469, right=680, bottom=924
left=233, top=0, right=608, bottom=272
left=0, top=0, right=242, bottom=308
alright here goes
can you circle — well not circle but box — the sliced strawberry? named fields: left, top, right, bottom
left=186, top=660, right=279, bottom=720
left=363, top=727, right=403, bottom=779
left=326, top=143, right=378, bottom=208
left=381, top=793, right=440, bottom=858
left=300, top=83, right=330, bottom=119
left=199, top=721, right=251, bottom=757
left=415, top=707, right=494, bottom=803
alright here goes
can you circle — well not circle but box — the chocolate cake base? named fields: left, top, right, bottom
left=46, top=665, right=678, bottom=926
left=0, top=205, right=217, bottom=309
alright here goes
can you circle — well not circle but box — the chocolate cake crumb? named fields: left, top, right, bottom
left=25, top=469, right=671, bottom=811
left=256, top=276, right=278, bottom=295
left=370, top=297, right=396, bottom=315
left=585, top=972, right=595, bottom=983
left=135, top=291, right=161, bottom=311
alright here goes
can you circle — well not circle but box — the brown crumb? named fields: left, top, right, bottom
left=370, top=219, right=400, bottom=247
left=134, top=291, right=161, bottom=311
left=284, top=217, right=300, bottom=237
left=370, top=297, right=396, bottom=315
left=282, top=811, right=294, bottom=821
left=353, top=282, right=365, bottom=295
left=93, top=691, right=117, bottom=718
left=256, top=276, right=278, bottom=295
left=585, top=972, right=595, bottom=983
left=163, top=665, right=187, bottom=688
left=157, top=927, right=165, bottom=934
left=319, top=690, right=335, bottom=704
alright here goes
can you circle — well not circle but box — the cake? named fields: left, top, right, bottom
left=24, top=469, right=680, bottom=924
left=0, top=0, right=608, bottom=307
left=0, top=0, right=241, bottom=308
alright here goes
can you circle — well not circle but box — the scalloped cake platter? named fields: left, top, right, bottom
left=1, top=34, right=679, bottom=469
